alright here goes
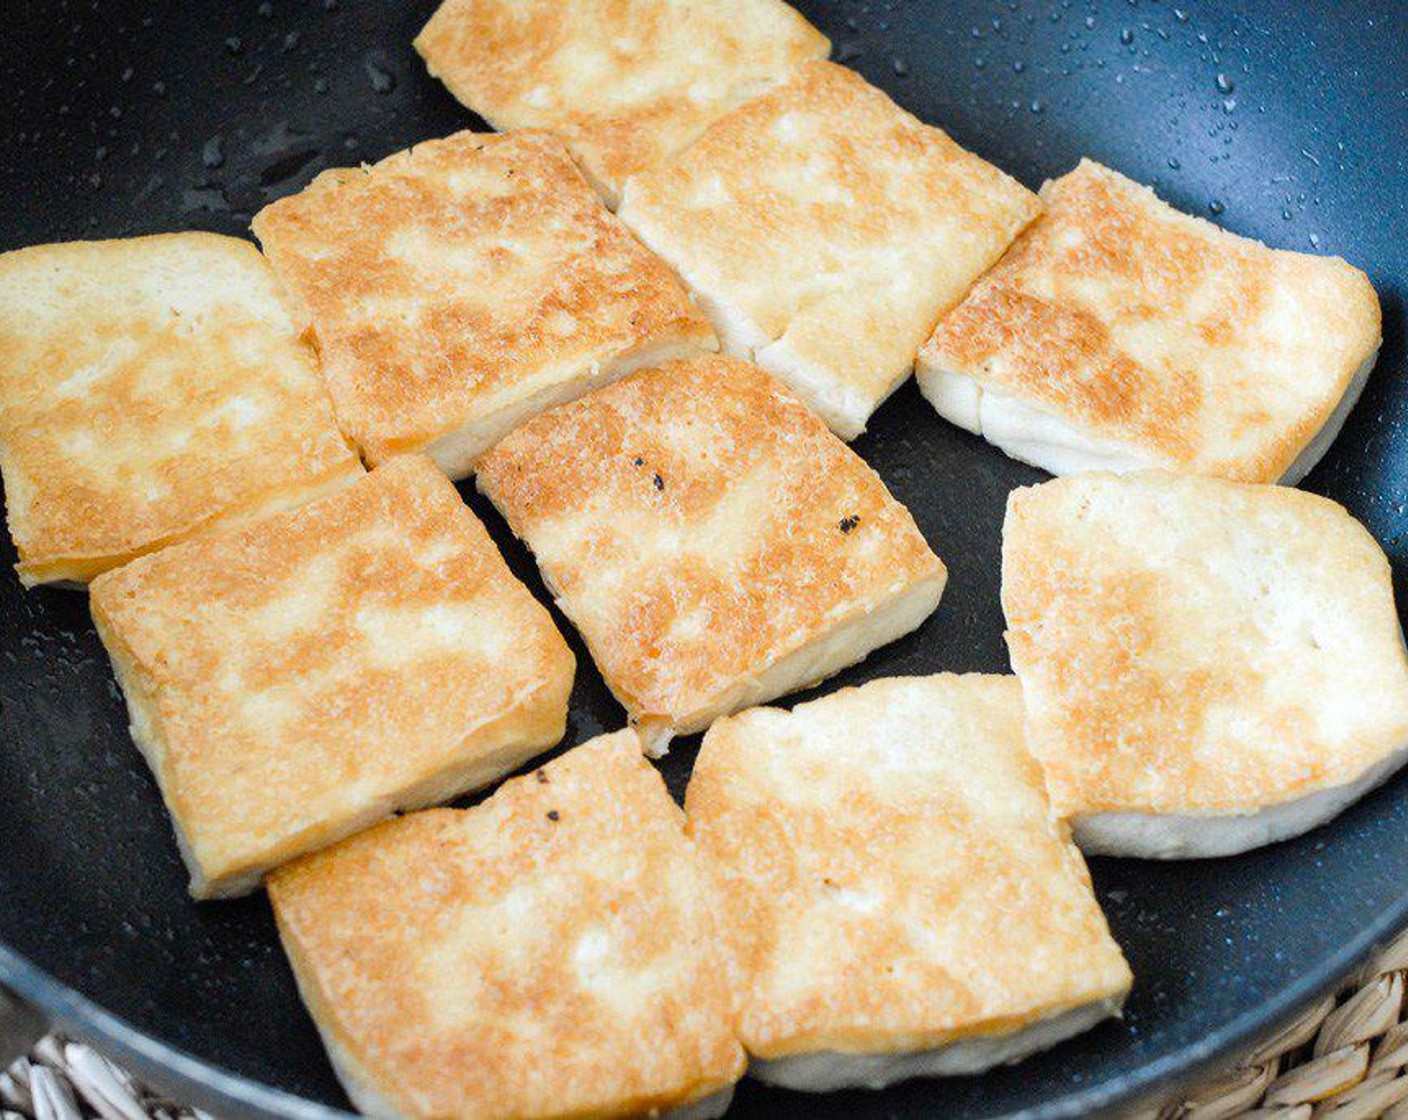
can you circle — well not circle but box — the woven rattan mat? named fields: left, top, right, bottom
left=6, top=927, right=1408, bottom=1120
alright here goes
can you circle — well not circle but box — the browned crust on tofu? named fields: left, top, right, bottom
left=1002, top=471, right=1408, bottom=815
left=252, top=130, right=713, bottom=468
left=90, top=455, right=575, bottom=896
left=269, top=730, right=745, bottom=1119
left=617, top=61, right=1041, bottom=436
left=413, top=0, right=830, bottom=203
left=921, top=160, right=1382, bottom=482
left=0, top=232, right=361, bottom=586
left=476, top=354, right=946, bottom=738
left=686, top=675, right=1131, bottom=1058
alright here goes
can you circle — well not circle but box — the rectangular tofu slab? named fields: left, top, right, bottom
left=618, top=61, right=1040, bottom=439
left=1003, top=471, right=1408, bottom=857
left=252, top=130, right=714, bottom=478
left=919, top=160, right=1382, bottom=483
left=476, top=354, right=947, bottom=753
left=90, top=455, right=575, bottom=898
left=269, top=730, right=745, bottom=1120
left=0, top=233, right=361, bottom=587
left=685, top=675, right=1131, bottom=1090
left=413, top=0, right=829, bottom=206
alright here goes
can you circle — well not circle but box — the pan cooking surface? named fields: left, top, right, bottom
left=1, top=2, right=1406, bottom=1117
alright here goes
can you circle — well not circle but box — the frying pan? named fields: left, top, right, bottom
left=1, top=2, right=1406, bottom=1117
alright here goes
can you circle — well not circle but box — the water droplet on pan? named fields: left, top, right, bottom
left=182, top=186, right=231, bottom=214
left=363, top=54, right=396, bottom=94
left=201, top=135, right=225, bottom=170
left=834, top=39, right=864, bottom=63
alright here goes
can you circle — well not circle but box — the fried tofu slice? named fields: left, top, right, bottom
left=476, top=354, right=947, bottom=754
left=413, top=0, right=829, bottom=207
left=1003, top=471, right=1408, bottom=857
left=269, top=729, right=745, bottom=1120
left=252, top=131, right=714, bottom=478
left=90, top=455, right=574, bottom=899
left=618, top=61, right=1040, bottom=439
left=918, top=160, right=1382, bottom=484
left=0, top=233, right=361, bottom=588
left=686, top=675, right=1132, bottom=1090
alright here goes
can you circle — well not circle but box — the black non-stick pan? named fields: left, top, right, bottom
left=2, top=2, right=1406, bottom=1117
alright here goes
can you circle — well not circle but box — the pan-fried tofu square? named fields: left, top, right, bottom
left=0, top=233, right=361, bottom=588
left=252, top=131, right=714, bottom=479
left=476, top=355, right=947, bottom=754
left=269, top=730, right=745, bottom=1120
left=919, top=159, right=1382, bottom=484
left=618, top=61, right=1040, bottom=439
left=686, top=675, right=1132, bottom=1091
left=1003, top=471, right=1408, bottom=858
left=413, top=0, right=829, bottom=207
left=90, top=455, right=575, bottom=899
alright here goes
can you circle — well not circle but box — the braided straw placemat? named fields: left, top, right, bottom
left=1151, top=928, right=1408, bottom=1120
left=0, top=1034, right=213, bottom=1120
left=5, top=927, right=1408, bottom=1120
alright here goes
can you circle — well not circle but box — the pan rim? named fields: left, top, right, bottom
left=0, top=941, right=345, bottom=1120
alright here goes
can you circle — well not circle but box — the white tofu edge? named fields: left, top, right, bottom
left=1072, top=735, right=1408, bottom=859
left=914, top=344, right=1380, bottom=483
left=302, top=1004, right=404, bottom=1120
left=617, top=191, right=888, bottom=441
left=1279, top=342, right=1379, bottom=485
left=425, top=337, right=713, bottom=481
left=635, top=569, right=945, bottom=757
left=750, top=996, right=1124, bottom=1092
left=663, top=1085, right=736, bottom=1119
left=756, top=331, right=906, bottom=441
